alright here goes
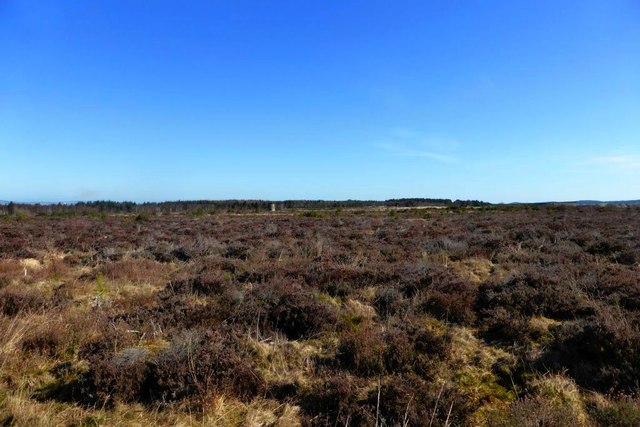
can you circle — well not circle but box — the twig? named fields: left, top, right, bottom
left=444, top=401, right=454, bottom=427
left=429, top=382, right=445, bottom=427
left=375, top=379, right=381, bottom=427
left=402, top=394, right=414, bottom=427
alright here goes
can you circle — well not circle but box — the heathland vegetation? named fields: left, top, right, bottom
left=0, top=205, right=639, bottom=426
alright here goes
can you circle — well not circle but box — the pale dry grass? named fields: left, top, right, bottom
left=1, top=390, right=303, bottom=427
left=1, top=312, right=75, bottom=391
left=358, top=286, right=378, bottom=304
left=249, top=334, right=332, bottom=387
left=343, top=298, right=377, bottom=321
left=531, top=374, right=590, bottom=426
left=19, top=259, right=42, bottom=271
left=451, top=257, right=494, bottom=285
left=1, top=390, right=89, bottom=427
left=0, top=316, right=33, bottom=374
left=1, top=375, right=301, bottom=427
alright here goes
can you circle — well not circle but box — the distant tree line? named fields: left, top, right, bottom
left=0, top=198, right=491, bottom=216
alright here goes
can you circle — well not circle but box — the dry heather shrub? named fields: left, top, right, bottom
left=337, top=323, right=447, bottom=378
left=118, top=294, right=209, bottom=333
left=585, top=265, right=640, bottom=311
left=0, top=260, right=22, bottom=287
left=541, top=309, right=640, bottom=393
left=233, top=280, right=337, bottom=340
left=383, top=329, right=416, bottom=373
left=317, top=280, right=352, bottom=298
left=368, top=378, right=426, bottom=426
left=399, top=262, right=477, bottom=324
left=267, top=290, right=337, bottom=340
left=98, top=258, right=170, bottom=284
left=159, top=271, right=232, bottom=298
left=478, top=307, right=532, bottom=344
left=85, top=347, right=152, bottom=405
left=21, top=320, right=69, bottom=356
left=78, top=318, right=140, bottom=363
left=66, top=327, right=265, bottom=408
left=302, top=375, right=468, bottom=427
left=304, top=265, right=395, bottom=293
left=412, top=324, right=448, bottom=358
left=152, top=329, right=264, bottom=404
left=373, top=285, right=405, bottom=319
left=0, top=285, right=50, bottom=316
left=337, top=325, right=386, bottom=376
left=29, top=258, right=71, bottom=283
left=224, top=242, right=251, bottom=260
left=367, top=376, right=469, bottom=427
left=487, top=396, right=581, bottom=427
left=586, top=395, right=640, bottom=427
left=396, top=261, right=440, bottom=298
left=420, top=276, right=477, bottom=324
left=424, top=237, right=469, bottom=260
left=476, top=267, right=594, bottom=322
left=300, top=376, right=373, bottom=426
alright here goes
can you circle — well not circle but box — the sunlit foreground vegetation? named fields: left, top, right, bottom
left=1, top=206, right=639, bottom=426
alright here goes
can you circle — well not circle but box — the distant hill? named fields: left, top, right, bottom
left=572, top=200, right=640, bottom=206
left=507, top=199, right=640, bottom=207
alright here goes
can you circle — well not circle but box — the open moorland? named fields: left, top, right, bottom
left=0, top=206, right=639, bottom=426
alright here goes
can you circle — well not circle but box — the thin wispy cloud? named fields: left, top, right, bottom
left=590, top=154, right=640, bottom=171
left=376, top=142, right=458, bottom=164
left=376, top=128, right=460, bottom=164
left=577, top=152, right=640, bottom=174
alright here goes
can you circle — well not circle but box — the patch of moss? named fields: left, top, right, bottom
left=444, top=327, right=517, bottom=424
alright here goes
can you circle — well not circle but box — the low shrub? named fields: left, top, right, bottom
left=159, top=274, right=231, bottom=298
left=231, top=280, right=337, bottom=340
left=488, top=396, right=580, bottom=427
left=540, top=310, right=640, bottom=393
left=373, top=286, right=405, bottom=318
left=0, top=286, right=50, bottom=316
left=419, top=274, right=477, bottom=324
left=300, top=376, right=372, bottom=426
left=21, top=323, right=68, bottom=356
left=368, top=377, right=426, bottom=427
left=85, top=347, right=152, bottom=405
left=478, top=307, right=532, bottom=344
left=337, top=325, right=386, bottom=376
left=383, top=329, right=416, bottom=373
left=366, top=376, right=470, bottom=427
left=476, top=268, right=594, bottom=322
left=411, top=326, right=448, bottom=358
left=152, top=329, right=264, bottom=403
left=268, top=290, right=337, bottom=340
left=586, top=396, right=640, bottom=427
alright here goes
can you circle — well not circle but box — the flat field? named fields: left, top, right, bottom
left=0, top=207, right=639, bottom=426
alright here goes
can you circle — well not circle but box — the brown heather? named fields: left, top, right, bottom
left=0, top=206, right=639, bottom=425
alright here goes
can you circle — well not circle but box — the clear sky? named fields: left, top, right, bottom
left=1, top=1, right=639, bottom=203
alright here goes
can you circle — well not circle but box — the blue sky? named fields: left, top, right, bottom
left=1, top=1, right=639, bottom=203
